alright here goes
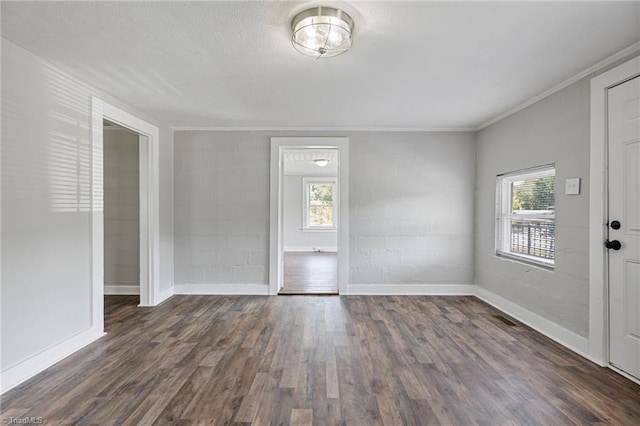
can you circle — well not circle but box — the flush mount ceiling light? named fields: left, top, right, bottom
left=291, top=6, right=354, bottom=58
left=314, top=159, right=330, bottom=167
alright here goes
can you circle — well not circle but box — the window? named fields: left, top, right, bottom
left=496, top=165, right=555, bottom=267
left=302, top=177, right=336, bottom=230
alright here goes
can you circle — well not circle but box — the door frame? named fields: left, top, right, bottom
left=269, top=137, right=349, bottom=295
left=90, top=97, right=161, bottom=319
left=589, top=55, right=640, bottom=368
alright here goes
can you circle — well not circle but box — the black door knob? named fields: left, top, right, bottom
left=610, top=220, right=621, bottom=230
left=605, top=240, right=622, bottom=250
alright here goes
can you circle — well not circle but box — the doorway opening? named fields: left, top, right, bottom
left=90, top=97, right=162, bottom=335
left=269, top=137, right=349, bottom=295
left=604, top=74, right=640, bottom=382
left=103, top=120, right=142, bottom=312
left=280, top=150, right=339, bottom=294
left=589, top=55, right=640, bottom=384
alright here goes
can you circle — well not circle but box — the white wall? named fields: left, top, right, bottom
left=283, top=174, right=337, bottom=251
left=2, top=39, right=93, bottom=370
left=103, top=128, right=139, bottom=294
left=0, top=39, right=173, bottom=390
left=174, top=130, right=475, bottom=292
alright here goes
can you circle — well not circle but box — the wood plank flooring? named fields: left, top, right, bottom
left=2, top=295, right=640, bottom=425
left=281, top=252, right=338, bottom=295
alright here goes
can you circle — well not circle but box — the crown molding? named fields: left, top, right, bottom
left=170, top=126, right=476, bottom=133
left=476, top=40, right=640, bottom=131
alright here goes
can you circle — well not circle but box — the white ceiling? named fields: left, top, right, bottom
left=2, top=1, right=639, bottom=130
left=283, top=149, right=339, bottom=175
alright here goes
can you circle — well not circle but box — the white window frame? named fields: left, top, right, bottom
left=495, top=164, right=555, bottom=268
left=302, top=177, right=337, bottom=231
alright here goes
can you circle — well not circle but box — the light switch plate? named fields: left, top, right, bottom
left=565, top=178, right=580, bottom=195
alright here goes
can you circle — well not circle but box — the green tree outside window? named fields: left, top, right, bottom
left=309, top=184, right=333, bottom=226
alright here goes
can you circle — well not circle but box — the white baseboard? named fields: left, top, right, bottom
left=104, top=285, right=140, bottom=295
left=173, top=283, right=269, bottom=295
left=1, top=326, right=105, bottom=394
left=347, top=284, right=476, bottom=295
left=153, top=286, right=174, bottom=305
left=474, top=287, right=592, bottom=362
left=284, top=246, right=338, bottom=253
left=609, top=365, right=640, bottom=386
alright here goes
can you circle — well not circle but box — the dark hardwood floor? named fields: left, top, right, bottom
left=281, top=252, right=338, bottom=295
left=2, top=295, right=640, bottom=425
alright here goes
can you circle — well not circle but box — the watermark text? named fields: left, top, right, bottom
left=1, top=417, right=44, bottom=425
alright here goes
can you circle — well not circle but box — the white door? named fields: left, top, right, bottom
left=608, top=75, right=640, bottom=379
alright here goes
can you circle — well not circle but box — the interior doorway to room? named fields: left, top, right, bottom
left=279, top=149, right=339, bottom=294
left=269, top=137, right=348, bottom=296
left=606, top=74, right=640, bottom=381
left=102, top=120, right=142, bottom=309
left=91, top=97, right=160, bottom=333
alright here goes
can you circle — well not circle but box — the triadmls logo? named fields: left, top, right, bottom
left=1, top=417, right=44, bottom=425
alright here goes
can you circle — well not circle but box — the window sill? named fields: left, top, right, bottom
left=301, top=227, right=337, bottom=233
left=496, top=252, right=555, bottom=271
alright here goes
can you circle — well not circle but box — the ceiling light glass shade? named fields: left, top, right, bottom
left=314, top=159, right=329, bottom=167
left=291, top=7, right=354, bottom=58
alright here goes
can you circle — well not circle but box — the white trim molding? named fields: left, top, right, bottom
left=610, top=365, right=640, bottom=386
left=589, top=55, right=640, bottom=366
left=92, top=98, right=162, bottom=307
left=104, top=285, right=141, bottom=295
left=171, top=126, right=475, bottom=132
left=90, top=97, right=105, bottom=334
left=270, top=137, right=349, bottom=295
left=173, top=284, right=269, bottom=296
left=0, top=328, right=105, bottom=394
left=475, top=287, right=594, bottom=363
left=347, top=284, right=476, bottom=295
left=156, top=286, right=175, bottom=305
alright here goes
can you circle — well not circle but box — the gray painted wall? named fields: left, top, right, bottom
left=349, top=132, right=475, bottom=285
left=104, top=128, right=140, bottom=293
left=1, top=39, right=173, bottom=370
left=173, top=131, right=270, bottom=286
left=283, top=174, right=338, bottom=251
left=173, top=130, right=475, bottom=288
left=475, top=80, right=591, bottom=337
left=475, top=52, right=640, bottom=339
